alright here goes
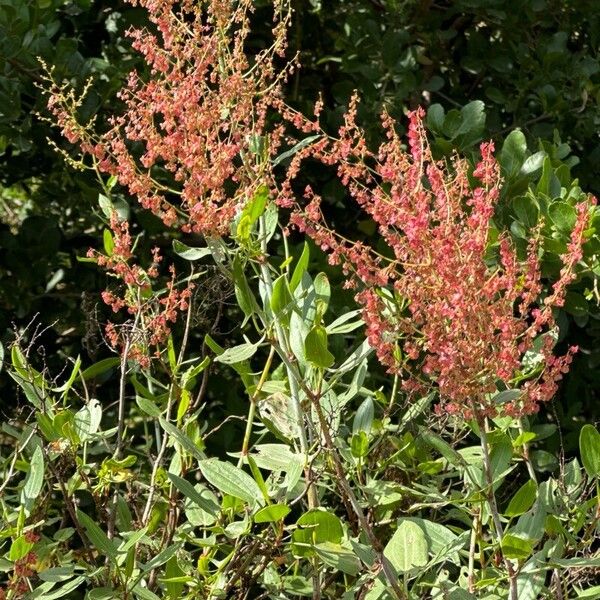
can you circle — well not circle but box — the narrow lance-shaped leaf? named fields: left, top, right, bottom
left=580, top=424, right=600, bottom=478
left=22, top=446, right=44, bottom=510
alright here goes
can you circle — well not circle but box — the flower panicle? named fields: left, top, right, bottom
left=90, top=212, right=193, bottom=368
left=46, top=0, right=293, bottom=237
left=283, top=101, right=593, bottom=418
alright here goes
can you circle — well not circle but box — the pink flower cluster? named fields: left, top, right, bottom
left=89, top=213, right=193, bottom=368
left=47, top=0, right=291, bottom=236
left=283, top=101, right=594, bottom=417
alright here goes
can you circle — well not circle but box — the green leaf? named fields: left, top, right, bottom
left=315, top=542, right=361, bottom=575
left=304, top=324, right=334, bottom=368
left=103, top=228, right=114, bottom=256
left=505, top=480, right=537, bottom=517
left=133, top=586, right=161, bottom=600
left=352, top=397, right=374, bottom=434
left=293, top=509, right=344, bottom=555
left=183, top=485, right=219, bottom=527
left=181, top=356, right=210, bottom=390
left=500, top=129, right=527, bottom=178
left=351, top=431, right=369, bottom=458
left=549, top=201, right=577, bottom=232
left=22, top=445, right=44, bottom=509
left=399, top=517, right=462, bottom=565
left=421, top=431, right=465, bottom=467
left=232, top=257, right=258, bottom=318
left=205, top=334, right=254, bottom=391
left=427, top=103, right=445, bottom=132
left=80, top=357, right=120, bottom=381
left=520, top=151, right=546, bottom=177
left=273, top=135, right=321, bottom=167
left=270, top=274, right=293, bottom=316
left=136, top=395, right=162, bottom=418
left=9, top=536, right=34, bottom=561
left=87, top=588, right=118, bottom=600
left=143, top=543, right=181, bottom=572
left=172, top=240, right=212, bottom=261
left=513, top=431, right=537, bottom=447
left=198, top=458, right=262, bottom=505
left=575, top=585, right=600, bottom=599
left=214, top=341, right=259, bottom=365
left=77, top=510, right=118, bottom=562
left=247, top=455, right=270, bottom=503
left=579, top=424, right=600, bottom=478
left=326, top=309, right=363, bottom=335
left=38, top=566, right=77, bottom=583
left=254, top=504, right=291, bottom=523
left=384, top=519, right=429, bottom=573
left=168, top=473, right=220, bottom=516
left=118, top=527, right=148, bottom=553
left=290, top=242, right=310, bottom=291
left=159, top=418, right=204, bottom=461
left=501, top=533, right=534, bottom=560
left=236, top=185, right=269, bottom=242
left=38, top=576, right=85, bottom=599
left=455, top=100, right=485, bottom=146
left=492, top=389, right=522, bottom=405
left=551, top=557, right=600, bottom=568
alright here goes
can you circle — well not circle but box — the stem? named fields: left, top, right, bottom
left=238, top=345, right=275, bottom=466
left=477, top=414, right=518, bottom=600
left=141, top=384, right=177, bottom=525
left=467, top=508, right=479, bottom=593
left=108, top=326, right=136, bottom=541
left=310, top=392, right=405, bottom=600
left=257, top=215, right=318, bottom=509
left=517, top=418, right=537, bottom=483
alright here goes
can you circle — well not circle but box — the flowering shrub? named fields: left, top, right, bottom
left=46, top=0, right=291, bottom=235
left=2, top=1, right=600, bottom=600
left=283, top=101, right=595, bottom=418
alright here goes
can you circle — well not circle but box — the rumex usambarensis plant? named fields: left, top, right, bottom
left=2, top=1, right=599, bottom=599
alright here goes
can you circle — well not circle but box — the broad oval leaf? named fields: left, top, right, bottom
left=293, top=509, right=344, bottom=556
left=505, top=480, right=537, bottom=517
left=384, top=519, right=429, bottom=573
left=501, top=533, right=534, bottom=560
left=254, top=504, right=291, bottom=523
left=214, top=341, right=259, bottom=365
left=304, top=325, right=334, bottom=369
left=198, top=458, right=262, bottom=505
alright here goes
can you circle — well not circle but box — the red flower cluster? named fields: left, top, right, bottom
left=283, top=101, right=594, bottom=417
left=1, top=539, right=39, bottom=598
left=46, top=0, right=291, bottom=236
left=89, top=213, right=193, bottom=368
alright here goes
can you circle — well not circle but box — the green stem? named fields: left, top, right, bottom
left=238, top=345, right=275, bottom=467
left=476, top=414, right=518, bottom=600
left=257, top=215, right=317, bottom=508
